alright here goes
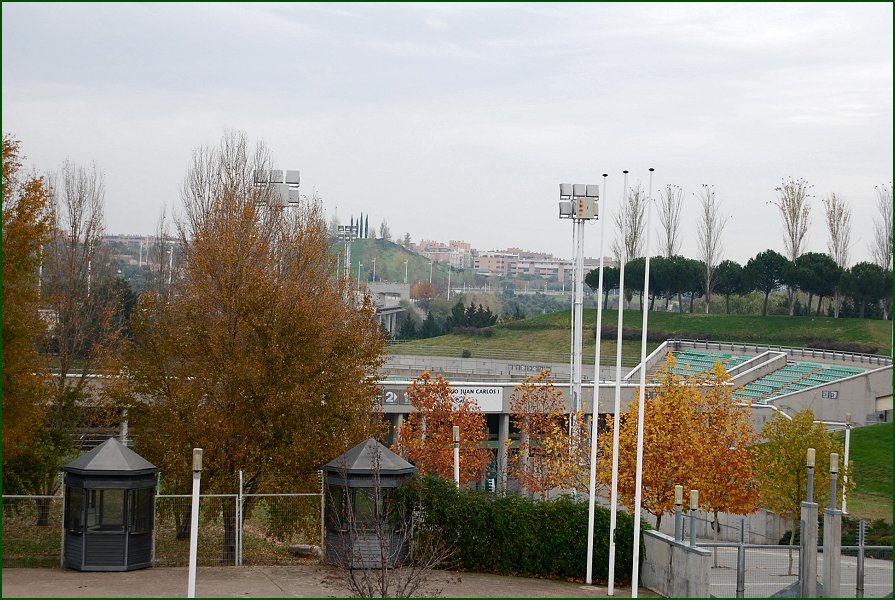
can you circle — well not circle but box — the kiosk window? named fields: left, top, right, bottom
left=65, top=487, right=84, bottom=533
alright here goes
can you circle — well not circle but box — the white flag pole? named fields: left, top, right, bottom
left=606, top=169, right=629, bottom=596
left=585, top=174, right=608, bottom=584
left=630, top=168, right=655, bottom=598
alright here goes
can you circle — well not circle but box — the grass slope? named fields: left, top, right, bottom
left=837, top=422, right=893, bottom=523
left=395, top=308, right=892, bottom=364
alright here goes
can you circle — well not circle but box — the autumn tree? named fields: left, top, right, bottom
left=1, top=135, right=54, bottom=494
left=598, top=355, right=760, bottom=529
left=755, top=409, right=850, bottom=574
left=127, top=130, right=386, bottom=560
left=410, top=280, right=436, bottom=300
left=693, top=364, right=761, bottom=544
left=695, top=184, right=729, bottom=314
left=508, top=370, right=589, bottom=498
left=393, top=372, right=490, bottom=485
left=822, top=192, right=852, bottom=318
left=771, top=177, right=812, bottom=315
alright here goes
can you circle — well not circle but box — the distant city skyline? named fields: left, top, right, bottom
left=3, top=3, right=891, bottom=265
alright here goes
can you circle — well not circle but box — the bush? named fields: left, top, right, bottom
left=461, top=349, right=472, bottom=358
left=396, top=476, right=643, bottom=584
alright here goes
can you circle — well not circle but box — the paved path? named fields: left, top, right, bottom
left=1, top=565, right=659, bottom=598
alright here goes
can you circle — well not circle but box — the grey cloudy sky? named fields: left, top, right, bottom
left=3, top=3, right=892, bottom=264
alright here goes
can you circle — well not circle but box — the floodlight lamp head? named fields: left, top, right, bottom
left=559, top=201, right=573, bottom=219
left=559, top=183, right=573, bottom=199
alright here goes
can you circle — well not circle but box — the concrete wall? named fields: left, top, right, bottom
left=641, top=530, right=711, bottom=598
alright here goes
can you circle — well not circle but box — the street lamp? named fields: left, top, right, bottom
left=357, top=262, right=363, bottom=291
left=404, top=260, right=409, bottom=284
left=252, top=169, right=301, bottom=208
left=558, top=183, right=599, bottom=416
left=372, top=258, right=377, bottom=283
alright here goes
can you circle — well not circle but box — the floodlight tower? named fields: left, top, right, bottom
left=558, top=183, right=599, bottom=414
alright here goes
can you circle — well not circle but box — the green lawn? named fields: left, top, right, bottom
left=836, top=422, right=893, bottom=523
left=394, top=309, right=892, bottom=364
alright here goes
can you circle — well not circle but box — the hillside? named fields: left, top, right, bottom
left=393, top=308, right=893, bottom=366
left=837, top=422, right=893, bottom=523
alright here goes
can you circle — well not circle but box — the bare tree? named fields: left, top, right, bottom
left=771, top=177, right=813, bottom=315
left=822, top=193, right=852, bottom=318
left=696, top=185, right=730, bottom=314
left=870, top=182, right=892, bottom=271
left=656, top=184, right=683, bottom=259
left=379, top=220, right=392, bottom=242
left=611, top=183, right=647, bottom=309
left=39, top=160, right=124, bottom=502
left=326, top=446, right=456, bottom=598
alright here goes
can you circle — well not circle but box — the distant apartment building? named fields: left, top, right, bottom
left=416, top=239, right=473, bottom=269
left=474, top=251, right=519, bottom=275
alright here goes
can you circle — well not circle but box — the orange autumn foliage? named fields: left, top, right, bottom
left=393, top=372, right=491, bottom=484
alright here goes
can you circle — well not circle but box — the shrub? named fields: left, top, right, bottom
left=396, top=475, right=643, bottom=584
left=461, top=349, right=472, bottom=358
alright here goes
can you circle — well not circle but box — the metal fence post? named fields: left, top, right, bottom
left=736, top=518, right=745, bottom=598
left=856, top=520, right=865, bottom=598
left=237, top=470, right=243, bottom=567
left=152, top=472, right=160, bottom=566
left=319, top=470, right=325, bottom=554
left=58, top=472, right=65, bottom=568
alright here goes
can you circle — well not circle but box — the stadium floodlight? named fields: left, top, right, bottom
left=254, top=168, right=301, bottom=207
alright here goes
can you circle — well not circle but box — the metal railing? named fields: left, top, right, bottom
left=704, top=520, right=893, bottom=598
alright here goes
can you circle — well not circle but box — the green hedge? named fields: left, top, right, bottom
left=398, top=476, right=644, bottom=584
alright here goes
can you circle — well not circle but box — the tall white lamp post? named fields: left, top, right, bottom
left=187, top=448, right=203, bottom=598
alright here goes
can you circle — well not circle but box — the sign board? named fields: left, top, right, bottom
left=508, top=364, right=552, bottom=375
left=821, top=390, right=839, bottom=399
left=453, top=386, right=504, bottom=412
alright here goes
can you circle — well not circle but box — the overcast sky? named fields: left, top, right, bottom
left=3, top=3, right=892, bottom=264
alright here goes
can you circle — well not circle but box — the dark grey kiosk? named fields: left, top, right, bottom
left=323, top=438, right=417, bottom=569
left=62, top=437, right=160, bottom=571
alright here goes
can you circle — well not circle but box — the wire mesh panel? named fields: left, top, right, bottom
left=240, top=494, right=323, bottom=565
left=1, top=496, right=64, bottom=568
left=841, top=546, right=894, bottom=598
left=153, top=494, right=238, bottom=567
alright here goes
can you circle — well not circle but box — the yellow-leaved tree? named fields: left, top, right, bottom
left=393, top=371, right=490, bottom=484
left=508, top=370, right=589, bottom=498
left=598, top=355, right=761, bottom=529
left=755, top=408, right=851, bottom=574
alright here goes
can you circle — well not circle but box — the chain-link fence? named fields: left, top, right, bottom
left=1, top=496, right=64, bottom=568
left=4, top=486, right=324, bottom=569
left=240, top=494, right=323, bottom=565
left=706, top=543, right=893, bottom=598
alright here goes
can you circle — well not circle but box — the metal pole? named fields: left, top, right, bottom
left=357, top=262, right=362, bottom=291
left=59, top=472, right=66, bottom=568
left=572, top=216, right=585, bottom=413
left=168, top=244, right=174, bottom=286
left=429, top=260, right=433, bottom=284
left=607, top=169, right=629, bottom=597
left=674, top=485, right=683, bottom=542
left=842, top=414, right=851, bottom=514
left=372, top=258, right=376, bottom=283
left=237, top=470, right=243, bottom=566
left=585, top=175, right=607, bottom=585
left=689, top=489, right=698, bottom=547
left=187, top=448, right=202, bottom=599
left=319, top=470, right=325, bottom=555
left=856, top=520, right=865, bottom=598
left=631, top=168, right=655, bottom=597
left=447, top=265, right=451, bottom=300
left=404, top=260, right=408, bottom=284
left=453, top=426, right=460, bottom=487
left=807, top=448, right=815, bottom=504
left=735, top=518, right=746, bottom=598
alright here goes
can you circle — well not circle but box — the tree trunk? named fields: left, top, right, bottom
left=704, top=292, right=711, bottom=314
left=763, top=292, right=770, bottom=316
left=678, top=292, right=684, bottom=314
left=816, top=295, right=824, bottom=317
left=725, top=294, right=731, bottom=314
left=787, top=516, right=796, bottom=576
left=604, top=289, right=610, bottom=309
left=656, top=513, right=662, bottom=531
left=35, top=498, right=52, bottom=527
left=833, top=290, right=840, bottom=318
left=639, top=291, right=643, bottom=311
left=860, top=299, right=866, bottom=318
left=689, top=294, right=695, bottom=313
left=806, top=292, right=814, bottom=315
left=175, top=504, right=191, bottom=541
left=788, top=286, right=796, bottom=316
left=649, top=293, right=655, bottom=311
left=713, top=511, right=720, bottom=568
